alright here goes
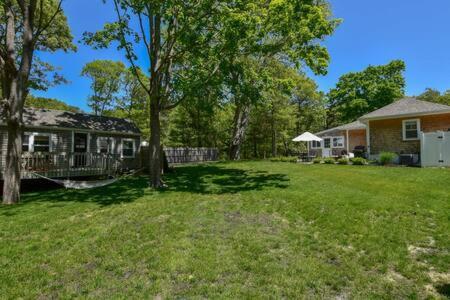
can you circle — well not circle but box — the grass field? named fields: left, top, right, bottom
left=1, top=161, right=449, bottom=298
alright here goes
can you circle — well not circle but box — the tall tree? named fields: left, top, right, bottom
left=105, top=67, right=150, bottom=138
left=220, top=0, right=339, bottom=160
left=84, top=0, right=223, bottom=188
left=327, top=60, right=406, bottom=126
left=81, top=60, right=125, bottom=115
left=0, top=0, right=74, bottom=204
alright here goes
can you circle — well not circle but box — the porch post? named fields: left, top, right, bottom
left=366, top=121, right=371, bottom=158
left=346, top=130, right=349, bottom=153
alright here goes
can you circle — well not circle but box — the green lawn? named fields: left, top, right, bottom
left=1, top=161, right=449, bottom=298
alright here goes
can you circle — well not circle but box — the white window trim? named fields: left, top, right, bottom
left=24, top=132, right=53, bottom=152
left=97, top=137, right=115, bottom=154
left=121, top=138, right=136, bottom=158
left=323, top=137, right=332, bottom=149
left=332, top=136, right=345, bottom=148
left=402, top=119, right=421, bottom=141
left=310, top=140, right=322, bottom=149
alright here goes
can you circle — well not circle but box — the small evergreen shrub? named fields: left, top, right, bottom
left=281, top=156, right=298, bottom=163
left=337, top=158, right=349, bottom=165
left=350, top=157, right=367, bottom=165
left=379, top=152, right=398, bottom=165
left=270, top=156, right=297, bottom=163
left=323, top=157, right=335, bottom=164
left=313, top=157, right=322, bottom=164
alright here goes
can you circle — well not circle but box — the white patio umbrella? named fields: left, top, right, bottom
left=292, top=132, right=323, bottom=155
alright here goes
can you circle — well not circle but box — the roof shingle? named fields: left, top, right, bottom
left=359, top=97, right=450, bottom=120
left=316, top=120, right=366, bottom=136
left=1, top=107, right=141, bottom=135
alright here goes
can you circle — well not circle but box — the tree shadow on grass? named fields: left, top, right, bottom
left=0, top=176, right=149, bottom=216
left=163, top=164, right=289, bottom=194
left=0, top=164, right=289, bottom=215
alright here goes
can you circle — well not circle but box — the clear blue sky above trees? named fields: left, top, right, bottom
left=34, top=0, right=450, bottom=112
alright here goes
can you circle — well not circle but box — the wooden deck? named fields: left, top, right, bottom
left=0, top=152, right=122, bottom=179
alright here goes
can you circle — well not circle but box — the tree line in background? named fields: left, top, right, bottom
left=29, top=57, right=447, bottom=162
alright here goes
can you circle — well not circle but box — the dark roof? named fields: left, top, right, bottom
left=359, top=97, right=450, bottom=120
left=1, top=107, right=141, bottom=135
left=316, top=120, right=366, bottom=136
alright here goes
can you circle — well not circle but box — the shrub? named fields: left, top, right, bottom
left=270, top=156, right=297, bottom=163
left=281, top=156, right=298, bottom=163
left=337, top=158, right=349, bottom=165
left=323, top=157, right=335, bottom=164
left=351, top=157, right=367, bottom=165
left=313, top=158, right=322, bottom=164
left=379, top=152, right=398, bottom=165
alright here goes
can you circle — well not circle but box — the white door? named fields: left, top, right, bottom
left=421, top=131, right=450, bottom=167
left=322, top=137, right=331, bottom=157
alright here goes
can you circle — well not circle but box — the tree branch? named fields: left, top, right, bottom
left=33, top=0, right=63, bottom=44
left=112, top=0, right=150, bottom=95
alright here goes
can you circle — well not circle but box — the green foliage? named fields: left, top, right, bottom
left=269, top=156, right=297, bottom=163
left=313, top=157, right=322, bottom=164
left=337, top=158, right=349, bottom=165
left=379, top=152, right=398, bottom=165
left=323, top=157, right=335, bottom=164
left=0, top=0, right=76, bottom=92
left=81, top=60, right=126, bottom=116
left=350, top=157, right=367, bottom=165
left=327, top=60, right=406, bottom=125
left=25, top=95, right=80, bottom=112
left=417, top=88, right=450, bottom=105
left=105, top=67, right=150, bottom=139
left=242, top=60, right=325, bottom=158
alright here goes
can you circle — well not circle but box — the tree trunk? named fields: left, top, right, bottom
left=229, top=103, right=251, bottom=160
left=271, top=106, right=277, bottom=157
left=3, top=76, right=26, bottom=205
left=3, top=118, right=22, bottom=205
left=2, top=4, right=34, bottom=205
left=149, top=97, right=164, bottom=188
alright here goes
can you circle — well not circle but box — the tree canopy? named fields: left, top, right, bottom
left=81, top=60, right=126, bottom=115
left=417, top=88, right=450, bottom=105
left=327, top=60, right=406, bottom=126
left=25, top=94, right=80, bottom=112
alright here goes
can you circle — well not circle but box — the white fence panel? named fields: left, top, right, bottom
left=421, top=131, right=450, bottom=167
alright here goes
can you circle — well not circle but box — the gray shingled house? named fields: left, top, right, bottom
left=0, top=108, right=142, bottom=179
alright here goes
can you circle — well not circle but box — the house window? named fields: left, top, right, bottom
left=311, top=140, right=322, bottom=149
left=403, top=119, right=420, bottom=140
left=332, top=136, right=344, bottom=148
left=98, top=137, right=113, bottom=154
left=324, top=138, right=331, bottom=148
left=122, top=139, right=135, bottom=158
left=33, top=135, right=51, bottom=152
left=22, top=134, right=30, bottom=152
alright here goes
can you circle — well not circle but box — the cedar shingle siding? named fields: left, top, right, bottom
left=369, top=113, right=450, bottom=155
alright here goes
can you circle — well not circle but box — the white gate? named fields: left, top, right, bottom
left=421, top=131, right=450, bottom=167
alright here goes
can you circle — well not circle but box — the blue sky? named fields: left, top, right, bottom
left=35, top=0, right=450, bottom=111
